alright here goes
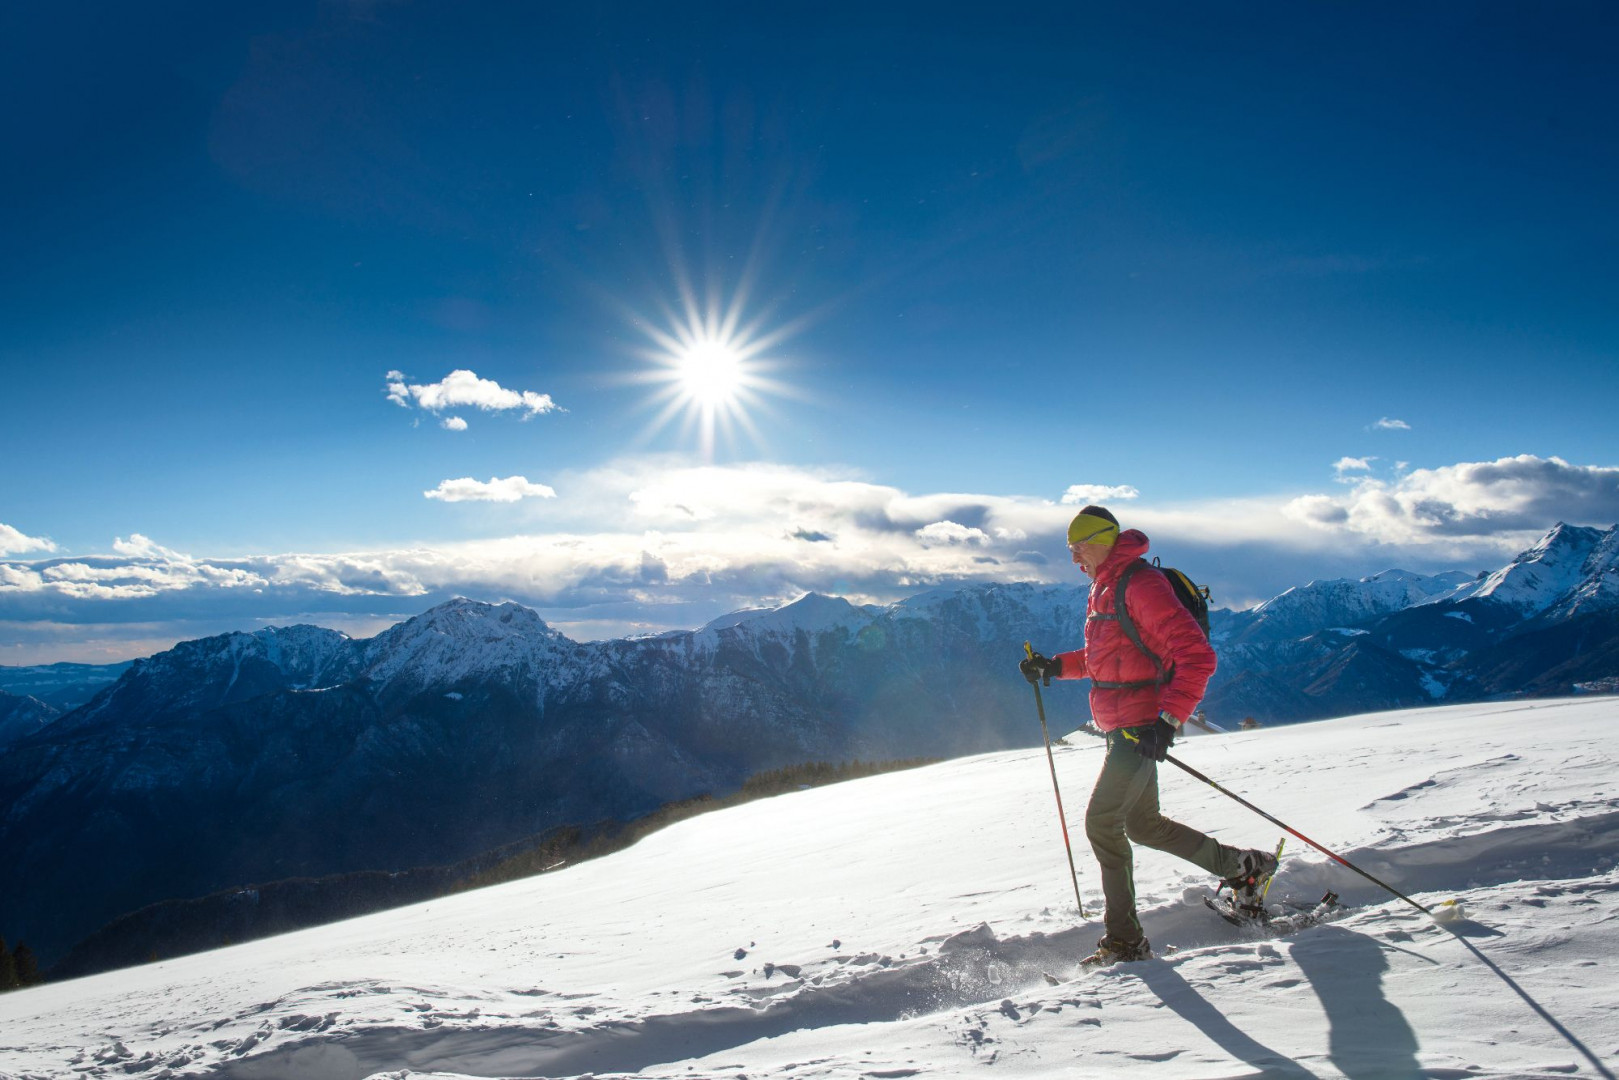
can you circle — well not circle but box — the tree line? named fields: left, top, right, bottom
left=1, top=937, right=42, bottom=992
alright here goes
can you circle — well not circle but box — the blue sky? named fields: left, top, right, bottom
left=3, top=1, right=1617, bottom=662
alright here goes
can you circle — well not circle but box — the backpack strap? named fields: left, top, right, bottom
left=1090, top=559, right=1173, bottom=691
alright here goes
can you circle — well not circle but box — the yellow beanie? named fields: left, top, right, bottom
left=1067, top=505, right=1120, bottom=546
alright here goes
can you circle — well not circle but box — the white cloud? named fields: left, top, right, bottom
left=1374, top=417, right=1412, bottom=430
left=440, top=416, right=469, bottom=432
left=386, top=369, right=560, bottom=422
left=1061, top=484, right=1140, bottom=506
left=914, top=521, right=990, bottom=546
left=1333, top=456, right=1375, bottom=481
left=0, top=564, right=45, bottom=590
left=113, top=533, right=186, bottom=560
left=424, top=476, right=559, bottom=503
left=0, top=523, right=56, bottom=556
left=385, top=370, right=410, bottom=407
left=1285, top=454, right=1619, bottom=543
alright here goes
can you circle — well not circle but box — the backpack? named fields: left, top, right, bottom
left=1096, top=558, right=1211, bottom=690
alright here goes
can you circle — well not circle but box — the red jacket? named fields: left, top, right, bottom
left=1054, top=529, right=1217, bottom=731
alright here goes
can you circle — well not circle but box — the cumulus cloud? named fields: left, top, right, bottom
left=1333, top=456, right=1375, bottom=480
left=14, top=538, right=270, bottom=602
left=1285, top=454, right=1619, bottom=542
left=0, top=564, right=45, bottom=590
left=0, top=523, right=55, bottom=556
left=1061, top=484, right=1140, bottom=505
left=386, top=369, right=561, bottom=422
left=440, top=416, right=468, bottom=432
left=1374, top=417, right=1412, bottom=430
left=914, top=521, right=991, bottom=546
left=424, top=476, right=559, bottom=503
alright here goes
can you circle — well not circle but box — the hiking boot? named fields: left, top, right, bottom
left=1079, top=934, right=1154, bottom=967
left=1224, top=848, right=1280, bottom=914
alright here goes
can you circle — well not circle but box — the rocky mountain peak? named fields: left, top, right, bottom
left=359, top=597, right=573, bottom=691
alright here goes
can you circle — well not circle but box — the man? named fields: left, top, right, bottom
left=1020, top=505, right=1277, bottom=965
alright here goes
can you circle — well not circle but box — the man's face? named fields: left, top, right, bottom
left=1071, top=541, right=1112, bottom=577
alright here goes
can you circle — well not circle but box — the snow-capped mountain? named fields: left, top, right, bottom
left=3, top=699, right=1616, bottom=1079
left=1218, top=568, right=1475, bottom=646
left=1440, top=522, right=1619, bottom=618
left=358, top=598, right=575, bottom=697
left=54, top=622, right=360, bottom=735
left=1205, top=522, right=1619, bottom=724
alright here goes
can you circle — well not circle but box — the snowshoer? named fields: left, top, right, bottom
left=1020, top=505, right=1277, bottom=965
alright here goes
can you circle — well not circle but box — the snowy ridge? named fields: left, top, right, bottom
left=700, top=593, right=877, bottom=637
left=1228, top=568, right=1474, bottom=644
left=889, top=581, right=1089, bottom=644
left=3, top=698, right=1616, bottom=1079
left=52, top=622, right=358, bottom=733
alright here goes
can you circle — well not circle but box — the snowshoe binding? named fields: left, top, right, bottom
left=1079, top=934, right=1154, bottom=967
left=1224, top=843, right=1282, bottom=920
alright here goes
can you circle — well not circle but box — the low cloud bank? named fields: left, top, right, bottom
left=3, top=454, right=1611, bottom=662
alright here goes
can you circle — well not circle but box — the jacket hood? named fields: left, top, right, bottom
left=1095, top=529, right=1150, bottom=583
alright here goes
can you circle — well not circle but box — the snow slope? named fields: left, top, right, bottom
left=3, top=699, right=1617, bottom=1080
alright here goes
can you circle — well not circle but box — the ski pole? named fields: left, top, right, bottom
left=1023, top=642, right=1089, bottom=918
left=1120, top=728, right=1433, bottom=916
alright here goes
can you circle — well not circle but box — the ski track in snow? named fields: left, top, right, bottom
left=3, top=698, right=1619, bottom=1080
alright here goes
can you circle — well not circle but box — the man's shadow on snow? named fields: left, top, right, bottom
left=1290, top=924, right=1423, bottom=1080
left=1129, top=962, right=1316, bottom=1079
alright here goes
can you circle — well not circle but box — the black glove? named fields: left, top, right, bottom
left=1133, top=714, right=1179, bottom=761
left=1019, top=651, right=1062, bottom=685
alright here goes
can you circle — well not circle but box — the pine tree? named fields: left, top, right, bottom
left=12, top=944, right=41, bottom=988
left=0, top=936, right=17, bottom=991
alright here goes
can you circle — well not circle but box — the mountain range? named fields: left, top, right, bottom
left=2, top=522, right=1616, bottom=970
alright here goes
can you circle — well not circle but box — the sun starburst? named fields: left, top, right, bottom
left=629, top=280, right=801, bottom=460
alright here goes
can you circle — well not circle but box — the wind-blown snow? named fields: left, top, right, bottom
left=3, top=699, right=1617, bottom=1079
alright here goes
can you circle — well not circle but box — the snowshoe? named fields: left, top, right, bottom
left=1205, top=890, right=1348, bottom=936
left=1079, top=934, right=1154, bottom=967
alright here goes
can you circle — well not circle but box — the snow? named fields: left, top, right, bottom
left=4, top=699, right=1619, bottom=1080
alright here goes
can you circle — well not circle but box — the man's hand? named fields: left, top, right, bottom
left=1019, top=651, right=1063, bottom=686
left=1134, top=712, right=1180, bottom=761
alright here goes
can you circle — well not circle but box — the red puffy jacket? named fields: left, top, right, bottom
left=1054, top=529, right=1217, bottom=731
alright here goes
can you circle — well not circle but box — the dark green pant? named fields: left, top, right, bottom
left=1086, top=728, right=1246, bottom=944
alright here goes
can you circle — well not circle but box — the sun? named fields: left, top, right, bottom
left=676, top=338, right=746, bottom=408
left=628, top=286, right=802, bottom=460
